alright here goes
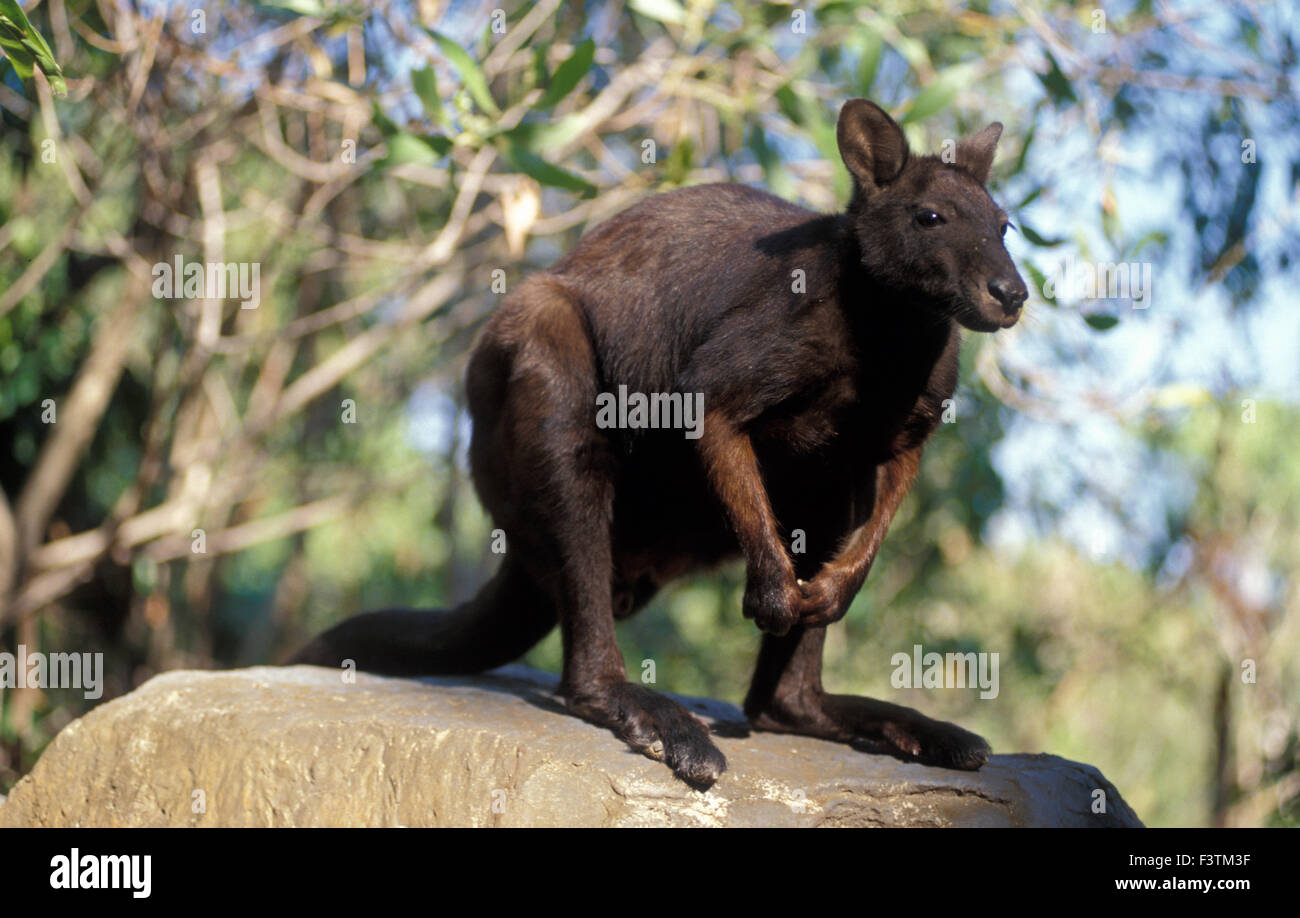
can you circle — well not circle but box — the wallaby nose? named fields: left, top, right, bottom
left=988, top=276, right=1027, bottom=315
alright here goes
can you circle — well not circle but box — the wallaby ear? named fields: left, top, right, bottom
left=836, top=99, right=909, bottom=194
left=954, top=122, right=1003, bottom=185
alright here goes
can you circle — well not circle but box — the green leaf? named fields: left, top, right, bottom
left=1019, top=224, right=1066, bottom=247
left=663, top=138, right=694, bottom=185
left=423, top=135, right=452, bottom=156
left=901, top=63, right=977, bottom=124
left=531, top=45, right=548, bottom=87
left=499, top=114, right=586, bottom=153
left=1025, top=262, right=1056, bottom=305
left=854, top=27, right=883, bottom=97
left=254, top=0, right=366, bottom=23
left=381, top=132, right=451, bottom=168
left=816, top=1, right=858, bottom=25
left=501, top=144, right=595, bottom=197
left=411, top=66, right=444, bottom=124
left=750, top=124, right=777, bottom=177
left=774, top=84, right=833, bottom=144
left=629, top=0, right=686, bottom=25
left=1084, top=314, right=1119, bottom=331
left=255, top=0, right=330, bottom=15
left=371, top=100, right=400, bottom=137
left=774, top=84, right=843, bottom=198
left=427, top=29, right=500, bottom=117
left=1011, top=117, right=1037, bottom=177
left=537, top=39, right=595, bottom=109
left=1101, top=204, right=1121, bottom=246
left=1150, top=383, right=1212, bottom=410
left=775, top=84, right=804, bottom=126
left=0, top=0, right=67, bottom=95
left=750, top=125, right=795, bottom=200
left=1016, top=185, right=1044, bottom=210
left=1129, top=230, right=1169, bottom=257
left=1038, top=50, right=1078, bottom=107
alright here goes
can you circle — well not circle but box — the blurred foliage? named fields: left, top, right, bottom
left=0, top=0, right=1296, bottom=828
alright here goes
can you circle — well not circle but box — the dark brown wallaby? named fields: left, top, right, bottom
left=291, top=99, right=1028, bottom=789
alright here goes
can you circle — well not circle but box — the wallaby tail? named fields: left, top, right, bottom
left=287, top=558, right=556, bottom=676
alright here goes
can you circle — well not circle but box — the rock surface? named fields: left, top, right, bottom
left=0, top=665, right=1142, bottom=827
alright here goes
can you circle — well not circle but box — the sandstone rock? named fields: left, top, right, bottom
left=0, top=665, right=1142, bottom=827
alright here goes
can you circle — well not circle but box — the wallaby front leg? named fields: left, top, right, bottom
left=697, top=412, right=802, bottom=635
left=798, top=447, right=923, bottom=626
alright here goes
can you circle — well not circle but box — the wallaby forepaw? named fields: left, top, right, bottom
left=742, top=575, right=802, bottom=636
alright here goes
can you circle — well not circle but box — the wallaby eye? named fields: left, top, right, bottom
left=1000, top=223, right=1009, bottom=237
left=914, top=210, right=944, bottom=229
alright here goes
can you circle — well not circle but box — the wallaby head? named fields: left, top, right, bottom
left=837, top=98, right=1028, bottom=332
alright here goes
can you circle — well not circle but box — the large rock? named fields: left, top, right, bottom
left=0, top=665, right=1142, bottom=827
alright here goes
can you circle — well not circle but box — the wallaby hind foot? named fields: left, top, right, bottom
left=567, top=680, right=727, bottom=788
left=746, top=691, right=990, bottom=771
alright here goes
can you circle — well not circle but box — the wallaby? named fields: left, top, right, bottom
left=291, top=99, right=1028, bottom=789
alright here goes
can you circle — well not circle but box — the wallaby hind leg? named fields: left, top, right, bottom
left=744, top=625, right=990, bottom=770
left=483, top=279, right=726, bottom=789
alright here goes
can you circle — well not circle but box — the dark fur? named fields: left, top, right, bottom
left=291, top=100, right=1028, bottom=788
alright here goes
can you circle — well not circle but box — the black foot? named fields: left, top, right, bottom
left=748, top=692, right=990, bottom=771
left=567, top=682, right=727, bottom=789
